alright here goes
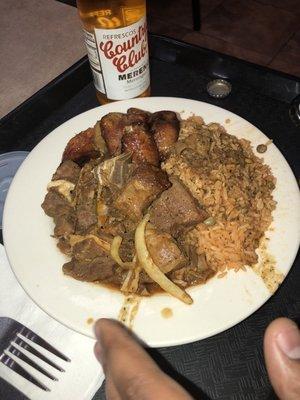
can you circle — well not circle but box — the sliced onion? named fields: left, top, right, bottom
left=121, top=269, right=134, bottom=293
left=111, top=236, right=134, bottom=269
left=135, top=214, right=193, bottom=305
left=128, top=267, right=141, bottom=293
left=121, top=264, right=141, bottom=294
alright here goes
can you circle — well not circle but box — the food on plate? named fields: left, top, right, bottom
left=42, top=109, right=276, bottom=304
left=164, top=118, right=276, bottom=272
left=135, top=213, right=193, bottom=305
left=114, top=164, right=170, bottom=221
left=150, top=111, right=180, bottom=160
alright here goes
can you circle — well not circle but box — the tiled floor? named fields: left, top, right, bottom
left=148, top=0, right=300, bottom=77
left=0, top=0, right=86, bottom=118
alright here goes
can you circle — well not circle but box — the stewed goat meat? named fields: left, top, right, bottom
left=42, top=108, right=216, bottom=303
left=150, top=178, right=208, bottom=237
left=114, top=164, right=171, bottom=221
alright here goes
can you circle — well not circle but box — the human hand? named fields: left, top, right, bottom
left=94, top=319, right=192, bottom=400
left=94, top=317, right=300, bottom=400
left=264, top=317, right=300, bottom=400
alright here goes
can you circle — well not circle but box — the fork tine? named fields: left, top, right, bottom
left=15, top=335, right=65, bottom=372
left=0, top=353, right=50, bottom=392
left=9, top=343, right=58, bottom=381
left=19, top=326, right=71, bottom=362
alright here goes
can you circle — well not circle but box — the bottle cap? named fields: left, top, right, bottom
left=0, top=151, right=29, bottom=228
left=207, top=79, right=232, bottom=98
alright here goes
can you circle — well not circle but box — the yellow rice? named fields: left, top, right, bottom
left=163, top=117, right=276, bottom=273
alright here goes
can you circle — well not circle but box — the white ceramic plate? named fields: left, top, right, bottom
left=3, top=97, right=300, bottom=347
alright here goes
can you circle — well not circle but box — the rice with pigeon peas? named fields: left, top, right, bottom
left=163, top=116, right=276, bottom=273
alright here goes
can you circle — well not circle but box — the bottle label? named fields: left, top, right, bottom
left=84, top=16, right=149, bottom=100
left=83, top=29, right=105, bottom=93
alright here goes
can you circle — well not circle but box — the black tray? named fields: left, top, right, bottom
left=0, top=34, right=299, bottom=400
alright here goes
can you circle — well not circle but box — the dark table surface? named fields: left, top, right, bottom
left=0, top=34, right=299, bottom=400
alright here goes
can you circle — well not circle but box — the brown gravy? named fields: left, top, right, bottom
left=161, top=308, right=173, bottom=318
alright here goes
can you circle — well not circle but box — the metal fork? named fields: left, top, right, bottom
left=0, top=317, right=71, bottom=391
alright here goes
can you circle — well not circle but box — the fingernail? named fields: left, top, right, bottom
left=276, top=325, right=300, bottom=360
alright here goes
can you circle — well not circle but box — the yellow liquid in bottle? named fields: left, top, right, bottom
left=77, top=0, right=150, bottom=104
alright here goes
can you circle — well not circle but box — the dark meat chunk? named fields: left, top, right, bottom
left=41, top=190, right=72, bottom=218
left=100, top=113, right=126, bottom=156
left=63, top=257, right=115, bottom=282
left=118, top=234, right=135, bottom=263
left=169, top=265, right=215, bottom=287
left=54, top=213, right=76, bottom=237
left=103, top=268, right=126, bottom=286
left=114, top=164, right=171, bottom=221
left=42, top=185, right=75, bottom=238
left=150, top=178, right=207, bottom=236
left=57, top=238, right=72, bottom=255
left=76, top=205, right=98, bottom=233
left=151, top=111, right=178, bottom=123
left=43, top=195, right=75, bottom=262
left=122, top=124, right=159, bottom=166
left=73, top=237, right=108, bottom=261
left=139, top=271, right=154, bottom=284
left=151, top=120, right=180, bottom=160
left=126, top=108, right=151, bottom=125
left=64, top=236, right=117, bottom=281
left=150, top=111, right=180, bottom=160
left=127, top=107, right=150, bottom=116
left=62, top=127, right=100, bottom=163
left=146, top=229, right=187, bottom=273
left=75, top=162, right=98, bottom=233
left=52, top=160, right=81, bottom=184
left=100, top=220, right=126, bottom=237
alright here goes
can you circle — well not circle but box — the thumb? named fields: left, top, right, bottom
left=264, top=318, right=300, bottom=400
left=94, top=319, right=193, bottom=400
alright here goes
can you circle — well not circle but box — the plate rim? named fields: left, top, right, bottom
left=3, top=97, right=300, bottom=346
